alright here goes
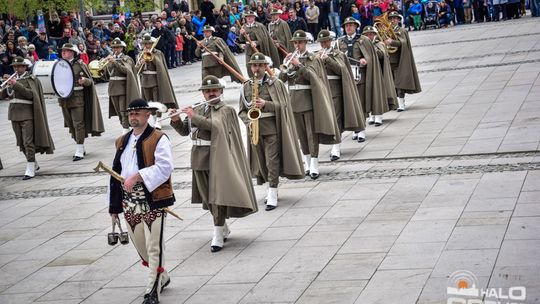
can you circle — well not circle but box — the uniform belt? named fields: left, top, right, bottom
left=202, top=51, right=221, bottom=57
left=289, top=84, right=311, bottom=90
left=110, top=76, right=127, bottom=80
left=9, top=98, right=33, bottom=105
left=192, top=139, right=211, bottom=146
left=142, top=71, right=158, bottom=75
left=73, top=86, right=84, bottom=91
left=260, top=112, right=276, bottom=118
left=327, top=75, right=341, bottom=80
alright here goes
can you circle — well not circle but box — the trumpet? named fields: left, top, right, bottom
left=279, top=50, right=299, bottom=74
left=0, top=73, right=17, bottom=92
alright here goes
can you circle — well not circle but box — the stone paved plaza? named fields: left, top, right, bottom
left=1, top=17, right=540, bottom=304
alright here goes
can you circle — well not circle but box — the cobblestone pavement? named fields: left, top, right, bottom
left=0, top=17, right=539, bottom=304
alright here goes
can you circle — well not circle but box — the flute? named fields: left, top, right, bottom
left=158, top=95, right=222, bottom=122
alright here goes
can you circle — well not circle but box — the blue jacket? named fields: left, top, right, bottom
left=408, top=3, right=423, bottom=14
left=192, top=16, right=206, bottom=36
left=227, top=31, right=237, bottom=47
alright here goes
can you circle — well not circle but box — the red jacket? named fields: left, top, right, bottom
left=175, top=34, right=184, bottom=51
left=80, top=53, right=89, bottom=65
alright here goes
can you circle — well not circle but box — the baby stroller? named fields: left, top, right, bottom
left=423, top=0, right=441, bottom=29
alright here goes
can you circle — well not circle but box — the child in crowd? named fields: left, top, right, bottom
left=227, top=26, right=239, bottom=54
left=78, top=43, right=89, bottom=64
left=175, top=28, right=184, bottom=66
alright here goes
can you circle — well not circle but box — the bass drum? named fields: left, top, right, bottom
left=32, top=59, right=74, bottom=98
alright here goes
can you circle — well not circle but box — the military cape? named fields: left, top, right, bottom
left=78, top=61, right=105, bottom=137
left=108, top=55, right=141, bottom=117
left=19, top=75, right=55, bottom=154
left=205, top=102, right=258, bottom=217
left=393, top=27, right=421, bottom=94
left=319, top=48, right=366, bottom=131
left=196, top=36, right=244, bottom=83
left=242, top=22, right=280, bottom=76
left=239, top=76, right=304, bottom=182
left=374, top=40, right=398, bottom=111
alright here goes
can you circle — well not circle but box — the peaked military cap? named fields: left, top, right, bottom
left=142, top=34, right=155, bottom=43
left=362, top=26, right=378, bottom=34
left=10, top=56, right=29, bottom=66
left=342, top=17, right=361, bottom=27
left=123, top=99, right=158, bottom=112
left=61, top=43, right=79, bottom=54
left=290, top=30, right=308, bottom=42
left=202, top=25, right=215, bottom=32
left=316, top=30, right=333, bottom=42
left=248, top=52, right=269, bottom=64
left=111, top=38, right=127, bottom=47
left=388, top=11, right=403, bottom=20
left=199, top=75, right=225, bottom=90
left=244, top=10, right=256, bottom=17
left=270, top=8, right=283, bottom=15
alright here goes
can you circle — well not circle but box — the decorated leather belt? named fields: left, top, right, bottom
left=327, top=75, right=341, bottom=80
left=289, top=84, right=311, bottom=90
left=260, top=112, right=276, bottom=118
left=142, top=71, right=158, bottom=75
left=9, top=98, right=33, bottom=105
left=110, top=76, right=127, bottom=81
left=192, top=139, right=211, bottom=146
left=73, top=86, right=84, bottom=91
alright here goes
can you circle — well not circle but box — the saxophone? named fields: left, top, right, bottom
left=247, top=72, right=261, bottom=145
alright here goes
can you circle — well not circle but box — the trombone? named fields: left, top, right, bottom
left=0, top=73, right=17, bottom=92
left=137, top=36, right=161, bottom=75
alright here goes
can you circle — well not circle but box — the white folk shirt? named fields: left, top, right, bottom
left=120, top=132, right=174, bottom=192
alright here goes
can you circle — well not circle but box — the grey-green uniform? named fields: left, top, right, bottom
left=386, top=11, right=422, bottom=110
left=336, top=34, right=367, bottom=113
left=5, top=73, right=36, bottom=162
left=1, top=56, right=55, bottom=179
left=194, top=27, right=243, bottom=83
left=60, top=58, right=92, bottom=145
left=108, top=38, right=140, bottom=129
left=239, top=74, right=280, bottom=188
left=195, top=36, right=225, bottom=80
left=171, top=75, right=258, bottom=252
left=171, top=104, right=225, bottom=223
left=138, top=54, right=160, bottom=102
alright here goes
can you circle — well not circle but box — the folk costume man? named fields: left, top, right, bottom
left=170, top=76, right=257, bottom=252
left=108, top=38, right=141, bottom=135
left=337, top=17, right=386, bottom=140
left=136, top=34, right=178, bottom=129
left=268, top=9, right=294, bottom=63
left=239, top=53, right=304, bottom=211
left=238, top=10, right=280, bottom=77
left=316, top=30, right=365, bottom=161
left=108, top=99, right=175, bottom=304
left=1, top=57, right=54, bottom=180
left=384, top=11, right=421, bottom=111
left=194, top=25, right=243, bottom=83
left=59, top=43, right=104, bottom=161
left=279, top=30, right=341, bottom=179
left=362, top=26, right=397, bottom=125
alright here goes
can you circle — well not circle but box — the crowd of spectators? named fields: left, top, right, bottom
left=0, top=0, right=538, bottom=76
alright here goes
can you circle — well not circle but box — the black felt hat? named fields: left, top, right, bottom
left=123, top=99, right=158, bottom=112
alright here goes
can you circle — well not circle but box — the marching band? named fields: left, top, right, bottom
left=1, top=13, right=420, bottom=304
